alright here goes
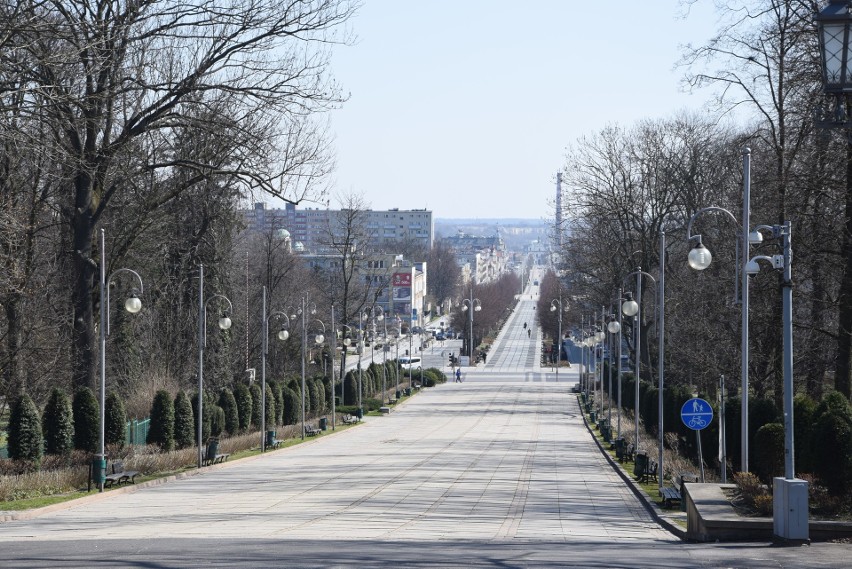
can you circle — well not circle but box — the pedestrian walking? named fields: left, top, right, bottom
left=455, top=368, right=461, bottom=383
left=527, top=328, right=531, bottom=338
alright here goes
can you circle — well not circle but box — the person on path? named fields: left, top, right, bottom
left=455, top=368, right=462, bottom=383
left=528, top=328, right=531, bottom=338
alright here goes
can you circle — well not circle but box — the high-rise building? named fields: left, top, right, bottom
left=242, top=203, right=433, bottom=253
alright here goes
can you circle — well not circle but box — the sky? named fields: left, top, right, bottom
left=322, top=0, right=721, bottom=220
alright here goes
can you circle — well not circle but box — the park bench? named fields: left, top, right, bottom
left=639, top=459, right=658, bottom=483
left=618, top=442, right=635, bottom=464
left=104, top=460, right=140, bottom=487
left=341, top=414, right=359, bottom=425
left=305, top=425, right=321, bottom=436
left=660, top=472, right=697, bottom=509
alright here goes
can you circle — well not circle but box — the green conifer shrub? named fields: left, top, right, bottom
left=42, top=388, right=74, bottom=456
left=104, top=391, right=126, bottom=449
left=72, top=386, right=99, bottom=452
left=218, top=388, right=239, bottom=435
left=234, top=383, right=252, bottom=432
left=8, top=394, right=43, bottom=463
left=147, top=389, right=175, bottom=451
left=173, top=390, right=195, bottom=449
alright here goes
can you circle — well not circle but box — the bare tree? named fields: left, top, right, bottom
left=427, top=240, right=461, bottom=314
left=0, top=0, right=357, bottom=391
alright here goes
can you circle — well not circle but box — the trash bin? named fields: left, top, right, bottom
left=265, top=430, right=276, bottom=448
left=319, top=417, right=328, bottom=431
left=602, top=425, right=611, bottom=442
left=589, top=410, right=596, bottom=423
left=91, top=454, right=106, bottom=487
left=395, top=390, right=401, bottom=400
left=205, top=438, right=219, bottom=465
left=404, top=387, right=411, bottom=397
left=634, top=451, right=648, bottom=478
left=614, top=438, right=625, bottom=461
left=355, top=407, right=363, bottom=419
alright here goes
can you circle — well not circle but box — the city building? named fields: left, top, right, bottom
left=242, top=203, right=434, bottom=254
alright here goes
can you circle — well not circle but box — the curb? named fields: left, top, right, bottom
left=579, top=398, right=689, bottom=541
left=0, top=419, right=361, bottom=524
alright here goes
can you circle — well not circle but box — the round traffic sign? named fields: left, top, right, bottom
left=680, top=397, right=713, bottom=431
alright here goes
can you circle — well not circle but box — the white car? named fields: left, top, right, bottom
left=399, top=356, right=422, bottom=371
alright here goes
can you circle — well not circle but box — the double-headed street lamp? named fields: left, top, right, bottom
left=359, top=306, right=383, bottom=411
left=260, top=286, right=289, bottom=452
left=461, top=290, right=482, bottom=364
left=550, top=298, right=568, bottom=381
left=292, top=297, right=317, bottom=439
left=687, top=150, right=759, bottom=473
left=97, top=229, right=143, bottom=491
left=746, top=221, right=806, bottom=540
left=197, top=264, right=232, bottom=468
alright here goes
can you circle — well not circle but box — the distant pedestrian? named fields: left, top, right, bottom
left=482, top=352, right=487, bottom=364
left=523, top=322, right=527, bottom=329
left=455, top=368, right=461, bottom=383
left=527, top=329, right=531, bottom=338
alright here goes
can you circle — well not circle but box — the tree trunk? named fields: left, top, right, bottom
left=835, top=137, right=852, bottom=400
left=4, top=294, right=23, bottom=397
left=71, top=175, right=97, bottom=392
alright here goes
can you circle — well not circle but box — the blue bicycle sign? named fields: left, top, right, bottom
left=681, top=398, right=713, bottom=431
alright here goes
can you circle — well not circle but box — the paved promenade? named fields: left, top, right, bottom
left=1, top=272, right=846, bottom=567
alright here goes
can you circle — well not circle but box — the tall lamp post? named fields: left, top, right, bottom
left=687, top=173, right=758, bottom=473
left=817, top=0, right=852, bottom=405
left=550, top=298, right=568, bottom=381
left=296, top=297, right=317, bottom=439
left=621, top=268, right=656, bottom=449
left=98, top=229, right=143, bottom=491
left=606, top=312, right=621, bottom=433
left=746, top=221, right=807, bottom=540
left=197, top=264, right=233, bottom=468
left=261, top=286, right=289, bottom=452
left=461, top=290, right=481, bottom=364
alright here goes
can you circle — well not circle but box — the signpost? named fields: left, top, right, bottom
left=681, top=397, right=713, bottom=482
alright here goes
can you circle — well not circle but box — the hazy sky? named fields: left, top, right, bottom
left=323, top=0, right=720, bottom=220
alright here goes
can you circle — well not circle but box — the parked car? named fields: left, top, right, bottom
left=435, top=332, right=445, bottom=341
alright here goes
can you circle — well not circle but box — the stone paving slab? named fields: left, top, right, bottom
left=0, top=382, right=673, bottom=545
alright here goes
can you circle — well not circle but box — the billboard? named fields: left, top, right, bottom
left=392, top=272, right=412, bottom=316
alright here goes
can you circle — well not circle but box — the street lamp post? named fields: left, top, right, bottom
left=394, top=316, right=402, bottom=396
left=98, top=229, right=143, bottom=491
left=745, top=221, right=807, bottom=540
left=261, top=286, right=289, bottom=452
left=197, top=264, right=233, bottom=468
left=461, top=288, right=481, bottom=364
left=686, top=149, right=756, bottom=473
left=550, top=298, right=567, bottom=381
left=297, top=297, right=317, bottom=439
left=330, top=305, right=337, bottom=430
left=595, top=321, right=605, bottom=417
left=817, top=0, right=852, bottom=406
left=607, top=312, right=621, bottom=432
left=621, top=268, right=657, bottom=449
